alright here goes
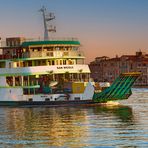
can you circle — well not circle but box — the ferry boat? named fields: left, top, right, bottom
left=0, top=7, right=140, bottom=106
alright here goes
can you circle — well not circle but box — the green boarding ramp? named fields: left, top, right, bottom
left=93, top=72, right=141, bottom=103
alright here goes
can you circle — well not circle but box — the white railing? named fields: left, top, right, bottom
left=22, top=37, right=79, bottom=42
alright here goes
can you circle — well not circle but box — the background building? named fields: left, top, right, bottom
left=89, top=51, right=148, bottom=86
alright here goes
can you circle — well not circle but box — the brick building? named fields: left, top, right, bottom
left=89, top=51, right=148, bottom=86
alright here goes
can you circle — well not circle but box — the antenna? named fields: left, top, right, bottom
left=39, top=6, right=56, bottom=40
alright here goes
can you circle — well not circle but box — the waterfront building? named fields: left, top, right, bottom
left=89, top=51, right=148, bottom=86
left=89, top=56, right=120, bottom=83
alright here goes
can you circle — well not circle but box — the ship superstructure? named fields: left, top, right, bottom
left=0, top=37, right=94, bottom=103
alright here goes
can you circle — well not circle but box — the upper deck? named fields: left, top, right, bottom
left=0, top=37, right=84, bottom=61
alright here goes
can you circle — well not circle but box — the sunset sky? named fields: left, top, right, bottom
left=0, top=0, right=148, bottom=63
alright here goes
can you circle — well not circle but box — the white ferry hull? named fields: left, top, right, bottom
left=0, top=81, right=95, bottom=106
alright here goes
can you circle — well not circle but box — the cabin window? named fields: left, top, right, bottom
left=82, top=74, right=86, bottom=80
left=73, top=47, right=78, bottom=50
left=52, top=60, right=55, bottom=65
left=49, top=48, right=53, bottom=51
left=64, top=47, right=68, bottom=51
left=75, top=97, right=80, bottom=100
left=28, top=61, right=32, bottom=66
left=43, top=48, right=47, bottom=52
left=28, top=98, right=33, bottom=101
left=6, top=77, right=13, bottom=86
left=63, top=52, right=68, bottom=56
left=60, top=60, right=63, bottom=65
left=38, top=60, right=41, bottom=66
left=0, top=62, right=5, bottom=68
left=45, top=98, right=50, bottom=101
left=15, top=76, right=21, bottom=86
left=56, top=47, right=60, bottom=50
left=17, top=62, right=19, bottom=67
left=42, top=60, right=46, bottom=65
left=56, top=60, right=59, bottom=65
left=68, top=59, right=74, bottom=65
left=63, top=60, right=66, bottom=65
left=48, top=60, right=51, bottom=65
left=50, top=52, right=53, bottom=56
left=73, top=74, right=77, bottom=80
left=68, top=47, right=72, bottom=50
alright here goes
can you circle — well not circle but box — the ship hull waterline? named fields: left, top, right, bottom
left=0, top=100, right=115, bottom=107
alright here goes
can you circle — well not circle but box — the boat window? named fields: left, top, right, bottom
left=43, top=48, right=47, bottom=52
left=9, top=62, right=11, bottom=68
left=42, top=60, right=46, bottom=65
left=73, top=74, right=77, bottom=80
left=73, top=47, right=78, bottom=50
left=60, top=60, right=63, bottom=65
left=56, top=47, right=60, bottom=50
left=50, top=47, right=53, bottom=51
left=38, top=60, right=41, bottom=66
left=63, top=52, right=68, bottom=56
left=19, top=62, right=23, bottom=67
left=64, top=47, right=68, bottom=51
left=6, top=76, right=13, bottom=86
left=0, top=62, right=5, bottom=68
left=33, top=49, right=38, bottom=52
left=28, top=61, right=32, bottom=66
left=52, top=60, right=55, bottom=65
left=28, top=98, right=33, bottom=101
left=56, top=60, right=58, bottom=65
left=63, top=60, right=66, bottom=65
left=68, top=59, right=73, bottom=65
left=48, top=60, right=51, bottom=65
left=68, top=47, right=72, bottom=50
left=75, top=97, right=80, bottom=100
left=45, top=98, right=50, bottom=101
left=15, top=76, right=21, bottom=86
left=17, top=62, right=19, bottom=67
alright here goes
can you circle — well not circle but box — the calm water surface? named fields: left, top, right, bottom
left=0, top=88, right=148, bottom=148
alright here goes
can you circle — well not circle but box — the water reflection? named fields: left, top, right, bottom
left=0, top=105, right=136, bottom=147
left=92, top=105, right=134, bottom=123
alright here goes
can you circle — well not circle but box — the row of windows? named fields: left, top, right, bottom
left=13, top=59, right=76, bottom=67
left=0, top=59, right=84, bottom=68
left=23, top=46, right=78, bottom=52
left=6, top=74, right=90, bottom=87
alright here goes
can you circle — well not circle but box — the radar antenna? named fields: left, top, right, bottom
left=39, top=6, right=56, bottom=40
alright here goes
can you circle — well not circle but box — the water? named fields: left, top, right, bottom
left=0, top=88, right=148, bottom=148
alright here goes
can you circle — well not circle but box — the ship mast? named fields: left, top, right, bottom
left=39, top=6, right=56, bottom=40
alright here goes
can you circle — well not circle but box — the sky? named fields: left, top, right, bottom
left=0, top=0, right=148, bottom=63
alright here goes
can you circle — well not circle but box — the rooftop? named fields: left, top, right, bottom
left=21, top=40, right=80, bottom=47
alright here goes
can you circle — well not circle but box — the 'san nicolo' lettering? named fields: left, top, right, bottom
left=57, top=66, right=73, bottom=69
left=64, top=66, right=73, bottom=69
left=57, top=67, right=63, bottom=69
